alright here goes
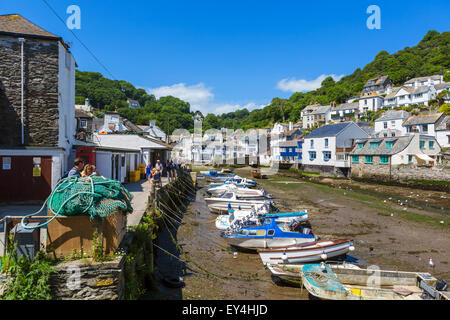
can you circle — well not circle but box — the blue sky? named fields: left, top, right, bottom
left=2, top=0, right=450, bottom=114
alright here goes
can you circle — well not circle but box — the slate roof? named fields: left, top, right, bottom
left=359, top=92, right=383, bottom=99
left=75, top=109, right=92, bottom=118
left=404, top=85, right=432, bottom=95
left=384, top=88, right=401, bottom=99
left=404, top=75, right=442, bottom=84
left=403, top=113, right=444, bottom=126
left=351, top=136, right=413, bottom=156
left=0, top=14, right=60, bottom=39
left=305, top=122, right=353, bottom=138
left=302, top=104, right=321, bottom=114
left=311, top=105, right=331, bottom=115
left=376, top=110, right=410, bottom=122
left=436, top=116, right=450, bottom=131
left=332, top=102, right=359, bottom=111
left=434, top=82, right=450, bottom=90
left=364, top=76, right=390, bottom=88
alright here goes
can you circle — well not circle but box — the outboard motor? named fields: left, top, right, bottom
left=436, top=280, right=448, bottom=291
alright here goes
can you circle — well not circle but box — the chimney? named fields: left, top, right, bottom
left=289, top=121, right=293, bottom=130
left=149, top=120, right=156, bottom=128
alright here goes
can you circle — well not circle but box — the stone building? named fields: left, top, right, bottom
left=350, top=134, right=441, bottom=180
left=0, top=14, right=76, bottom=201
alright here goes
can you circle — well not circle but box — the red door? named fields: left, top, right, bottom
left=0, top=156, right=52, bottom=202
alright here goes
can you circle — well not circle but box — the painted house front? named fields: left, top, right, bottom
left=350, top=134, right=441, bottom=180
left=374, top=110, right=409, bottom=138
left=301, top=122, right=369, bottom=176
left=403, top=112, right=446, bottom=138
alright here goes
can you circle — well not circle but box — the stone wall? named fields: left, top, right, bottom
left=0, top=35, right=59, bottom=146
left=351, top=162, right=450, bottom=191
left=49, top=256, right=125, bottom=300
left=300, top=164, right=349, bottom=177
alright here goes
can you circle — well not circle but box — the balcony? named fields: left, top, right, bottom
left=280, top=152, right=299, bottom=157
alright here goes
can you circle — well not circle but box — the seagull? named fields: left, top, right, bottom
left=429, top=258, right=435, bottom=269
left=233, top=252, right=238, bottom=258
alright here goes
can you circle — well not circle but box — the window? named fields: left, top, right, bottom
left=386, top=141, right=394, bottom=149
left=357, top=143, right=364, bottom=149
left=267, top=230, right=275, bottom=236
left=422, top=124, right=428, bottom=133
left=352, top=155, right=359, bottom=163
left=384, top=133, right=387, bottom=137
left=324, top=138, right=328, bottom=148
left=380, top=155, right=389, bottom=164
left=365, top=156, right=373, bottom=164
left=309, top=151, right=316, bottom=161
left=420, top=140, right=425, bottom=149
left=369, top=142, right=380, bottom=149
left=80, top=119, right=87, bottom=129
left=391, top=133, right=396, bottom=137
left=310, top=140, right=314, bottom=148
left=384, top=122, right=388, bottom=129
left=408, top=155, right=413, bottom=163
left=323, top=151, right=331, bottom=161
left=391, top=120, right=395, bottom=126
left=429, top=141, right=434, bottom=149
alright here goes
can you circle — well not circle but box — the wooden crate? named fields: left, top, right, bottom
left=46, top=210, right=127, bottom=258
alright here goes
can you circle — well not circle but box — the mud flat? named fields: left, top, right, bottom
left=148, top=167, right=449, bottom=300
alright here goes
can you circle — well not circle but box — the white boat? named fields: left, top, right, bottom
left=205, top=192, right=272, bottom=214
left=258, top=238, right=354, bottom=265
left=208, top=176, right=257, bottom=188
left=215, top=209, right=309, bottom=231
left=207, top=184, right=270, bottom=198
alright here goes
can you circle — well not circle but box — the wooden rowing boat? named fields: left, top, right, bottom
left=301, top=264, right=449, bottom=300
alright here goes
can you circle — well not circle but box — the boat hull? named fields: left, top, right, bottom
left=225, top=237, right=315, bottom=251
left=258, top=239, right=353, bottom=264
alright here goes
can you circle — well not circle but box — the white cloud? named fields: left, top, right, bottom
left=148, top=82, right=265, bottom=115
left=276, top=74, right=345, bottom=93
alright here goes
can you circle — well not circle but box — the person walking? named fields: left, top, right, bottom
left=145, top=162, right=153, bottom=187
left=167, top=159, right=173, bottom=182
left=152, top=168, right=162, bottom=188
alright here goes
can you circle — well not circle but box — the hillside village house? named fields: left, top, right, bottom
left=362, top=75, right=393, bottom=95
left=301, top=122, right=369, bottom=176
left=404, top=74, right=444, bottom=88
left=0, top=14, right=76, bottom=202
left=301, top=104, right=320, bottom=129
left=74, top=109, right=93, bottom=142
left=374, top=110, right=409, bottom=138
left=305, top=105, right=332, bottom=129
left=274, top=126, right=303, bottom=163
left=434, top=82, right=450, bottom=96
left=350, top=134, right=441, bottom=179
left=402, top=113, right=446, bottom=137
left=331, top=102, right=359, bottom=122
left=138, top=120, right=167, bottom=141
left=359, top=92, right=385, bottom=113
left=127, top=99, right=140, bottom=109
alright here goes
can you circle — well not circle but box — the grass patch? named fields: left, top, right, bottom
left=404, top=179, right=450, bottom=186
left=289, top=168, right=320, bottom=177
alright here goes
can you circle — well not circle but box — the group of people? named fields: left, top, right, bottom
left=145, top=159, right=178, bottom=189
left=68, top=158, right=100, bottom=178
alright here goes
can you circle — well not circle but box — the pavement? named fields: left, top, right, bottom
left=125, top=177, right=170, bottom=227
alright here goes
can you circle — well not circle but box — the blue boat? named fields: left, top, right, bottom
left=200, top=170, right=235, bottom=182
left=221, top=217, right=315, bottom=251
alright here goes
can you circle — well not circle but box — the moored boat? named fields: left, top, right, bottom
left=205, top=192, right=273, bottom=214
left=257, top=238, right=354, bottom=265
left=301, top=263, right=449, bottom=300
left=221, top=217, right=316, bottom=251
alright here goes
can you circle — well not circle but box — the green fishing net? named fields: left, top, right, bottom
left=47, top=175, right=134, bottom=219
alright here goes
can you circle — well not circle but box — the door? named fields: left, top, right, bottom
left=0, top=156, right=52, bottom=202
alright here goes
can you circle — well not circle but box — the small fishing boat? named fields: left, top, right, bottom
left=251, top=169, right=267, bottom=179
left=209, top=176, right=257, bottom=188
left=207, top=184, right=270, bottom=198
left=257, top=239, right=354, bottom=265
left=205, top=192, right=273, bottom=214
left=301, top=264, right=449, bottom=300
left=200, top=170, right=234, bottom=182
left=220, top=217, right=316, bottom=251
left=266, top=262, right=361, bottom=287
left=215, top=210, right=309, bottom=231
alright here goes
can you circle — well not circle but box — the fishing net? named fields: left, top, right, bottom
left=47, top=175, right=134, bottom=219
left=20, top=175, right=134, bottom=230
left=303, top=264, right=347, bottom=293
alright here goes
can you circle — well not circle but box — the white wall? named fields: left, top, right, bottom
left=302, top=137, right=337, bottom=166
left=57, top=43, right=76, bottom=174
left=436, top=130, right=450, bottom=148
